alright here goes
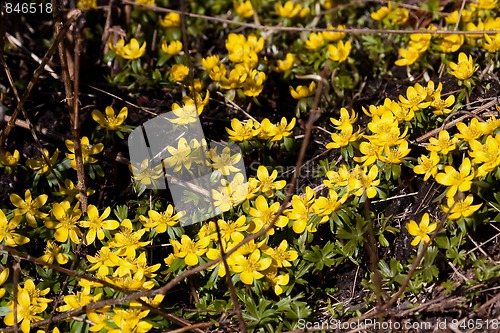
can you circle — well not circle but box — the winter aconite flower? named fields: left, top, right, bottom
left=161, top=40, right=183, bottom=55
left=44, top=201, right=82, bottom=244
left=232, top=249, right=272, bottom=285
left=435, top=158, right=475, bottom=198
left=328, top=40, right=352, bottom=63
left=234, top=0, right=254, bottom=18
left=79, top=205, right=119, bottom=244
left=0, top=150, right=19, bottom=166
left=273, top=53, right=295, bottom=72
left=26, top=148, right=59, bottom=175
left=407, top=213, right=437, bottom=246
left=248, top=195, right=288, bottom=235
left=92, top=106, right=128, bottom=131
left=226, top=118, right=260, bottom=142
left=0, top=208, right=29, bottom=246
left=289, top=81, right=316, bottom=99
left=39, top=240, right=69, bottom=265
left=170, top=234, right=210, bottom=266
left=110, top=38, right=146, bottom=60
left=413, top=152, right=440, bottom=181
left=448, top=52, right=475, bottom=81
left=441, top=195, right=482, bottom=220
left=170, top=64, right=189, bottom=82
left=65, top=136, right=104, bottom=170
left=10, top=189, right=48, bottom=228
left=159, top=12, right=180, bottom=27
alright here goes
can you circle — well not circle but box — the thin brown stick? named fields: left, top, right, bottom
left=121, top=0, right=500, bottom=35
left=415, top=99, right=498, bottom=143
left=165, top=322, right=215, bottom=333
left=51, top=0, right=88, bottom=213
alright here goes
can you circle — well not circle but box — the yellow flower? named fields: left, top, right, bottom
left=226, top=118, right=260, bottom=142
left=437, top=34, right=464, bottom=53
left=232, top=249, right=272, bottom=285
left=135, top=0, right=154, bottom=6
left=248, top=195, right=288, bottom=235
left=354, top=141, right=382, bottom=166
left=380, top=140, right=411, bottom=164
left=130, top=159, right=164, bottom=187
left=170, top=64, right=189, bottom=82
left=0, top=149, right=19, bottom=166
left=326, top=123, right=361, bottom=149
left=0, top=208, right=29, bottom=246
left=108, top=219, right=150, bottom=259
left=264, top=240, right=298, bottom=267
left=413, top=152, right=440, bottom=181
left=328, top=40, right=351, bottom=63
left=445, top=9, right=472, bottom=24
left=65, top=136, right=104, bottom=170
left=435, top=158, right=475, bottom=198
left=171, top=234, right=210, bottom=266
left=483, top=33, right=500, bottom=53
left=255, top=165, right=286, bottom=197
left=455, top=118, right=487, bottom=143
left=470, top=0, right=498, bottom=10
left=161, top=40, right=183, bottom=55
left=398, top=83, right=430, bottom=111
left=10, top=190, right=48, bottom=228
left=322, top=25, right=346, bottom=42
left=140, top=205, right=181, bottom=233
left=390, top=7, right=409, bottom=25
left=312, top=190, right=347, bottom=222
left=469, top=136, right=500, bottom=177
left=441, top=195, right=482, bottom=220
left=350, top=165, right=380, bottom=199
left=371, top=2, right=392, bottom=21
left=39, top=240, right=69, bottom=265
left=44, top=201, right=82, bottom=244
left=243, top=70, right=266, bottom=97
left=394, top=47, right=421, bottom=67
left=168, top=95, right=206, bottom=125
left=210, top=145, right=242, bottom=176
left=77, top=0, right=96, bottom=9
left=79, top=205, right=119, bottom=245
left=274, top=53, right=295, bottom=72
left=406, top=213, right=437, bottom=246
left=0, top=267, right=9, bottom=299
left=330, top=108, right=358, bottom=130
left=267, top=117, right=296, bottom=141
left=110, top=308, right=153, bottom=333
left=304, top=32, right=325, bottom=50
left=431, top=92, right=455, bottom=116
left=159, top=12, right=181, bottom=27
left=120, top=38, right=147, bottom=60
left=4, top=289, right=44, bottom=333
left=163, top=137, right=193, bottom=172
left=26, top=148, right=59, bottom=175
left=276, top=1, right=302, bottom=18
left=289, top=81, right=316, bottom=99
left=267, top=271, right=289, bottom=295
left=234, top=0, right=254, bottom=18
left=92, top=106, right=128, bottom=131
left=201, top=55, right=220, bottom=71
left=448, top=52, right=475, bottom=81
left=426, top=130, right=457, bottom=155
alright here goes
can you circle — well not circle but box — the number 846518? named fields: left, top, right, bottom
left=5, top=2, right=53, bottom=14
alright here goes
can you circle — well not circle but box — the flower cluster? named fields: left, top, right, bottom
left=202, top=33, right=267, bottom=97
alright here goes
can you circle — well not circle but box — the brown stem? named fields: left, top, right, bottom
left=51, top=0, right=88, bottom=213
